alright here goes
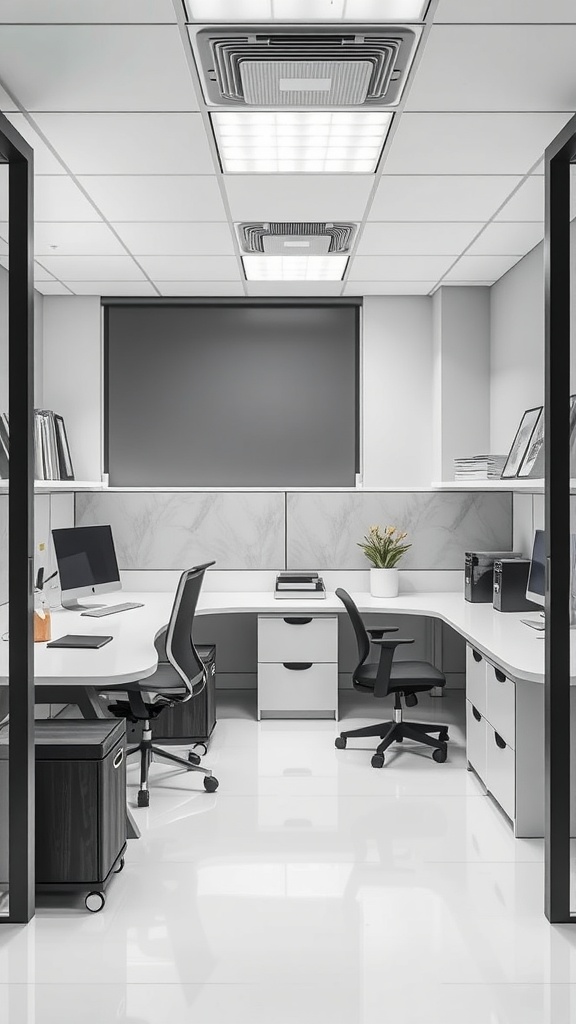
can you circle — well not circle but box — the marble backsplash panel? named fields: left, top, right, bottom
left=75, top=491, right=285, bottom=570
left=286, top=491, right=513, bottom=570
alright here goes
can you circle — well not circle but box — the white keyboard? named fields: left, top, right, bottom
left=81, top=602, right=144, bottom=617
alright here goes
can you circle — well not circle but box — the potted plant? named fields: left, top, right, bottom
left=357, top=525, right=411, bottom=598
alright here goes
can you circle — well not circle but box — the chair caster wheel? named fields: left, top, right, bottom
left=114, top=856, right=125, bottom=873
left=396, top=735, right=404, bottom=742
left=188, top=751, right=201, bottom=765
left=438, top=729, right=449, bottom=742
left=204, top=776, right=219, bottom=792
left=137, top=790, right=150, bottom=807
left=335, top=736, right=347, bottom=749
left=433, top=744, right=448, bottom=764
left=371, top=754, right=384, bottom=769
left=85, top=891, right=105, bottom=913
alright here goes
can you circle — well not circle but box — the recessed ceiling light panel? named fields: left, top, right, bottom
left=243, top=254, right=348, bottom=280
left=186, top=2, right=428, bottom=23
left=189, top=25, right=421, bottom=109
left=212, top=112, right=392, bottom=173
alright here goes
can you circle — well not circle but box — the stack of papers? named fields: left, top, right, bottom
left=453, top=455, right=507, bottom=480
left=274, top=572, right=326, bottom=599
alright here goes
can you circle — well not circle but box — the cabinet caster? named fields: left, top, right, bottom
left=371, top=754, right=384, bottom=768
left=335, top=736, right=347, bottom=749
left=396, top=735, right=404, bottom=742
left=188, top=751, right=201, bottom=765
left=85, top=891, right=105, bottom=913
left=438, top=729, right=449, bottom=742
left=114, top=856, right=125, bottom=874
left=204, top=776, right=219, bottom=792
left=432, top=744, right=448, bottom=764
left=137, top=790, right=150, bottom=807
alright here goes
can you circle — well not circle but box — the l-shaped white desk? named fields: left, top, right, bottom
left=3, top=588, right=569, bottom=839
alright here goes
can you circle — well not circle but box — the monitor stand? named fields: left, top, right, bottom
left=61, top=596, right=106, bottom=611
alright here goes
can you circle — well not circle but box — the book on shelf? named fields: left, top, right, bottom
left=33, top=409, right=75, bottom=482
left=453, top=454, right=506, bottom=481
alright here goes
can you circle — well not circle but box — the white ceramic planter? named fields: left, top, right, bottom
left=370, top=567, right=399, bottom=598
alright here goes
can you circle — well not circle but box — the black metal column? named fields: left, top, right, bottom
left=544, top=112, right=576, bottom=924
left=0, top=111, right=34, bottom=924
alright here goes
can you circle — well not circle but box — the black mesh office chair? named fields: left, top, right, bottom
left=335, top=589, right=449, bottom=768
left=101, top=563, right=219, bottom=805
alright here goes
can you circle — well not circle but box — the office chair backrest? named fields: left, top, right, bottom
left=164, top=561, right=215, bottom=702
left=336, top=588, right=370, bottom=667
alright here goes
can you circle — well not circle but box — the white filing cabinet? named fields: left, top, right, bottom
left=257, top=614, right=338, bottom=719
left=465, top=644, right=576, bottom=836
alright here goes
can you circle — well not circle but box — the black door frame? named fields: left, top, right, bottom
left=544, top=111, right=576, bottom=923
left=0, top=111, right=34, bottom=924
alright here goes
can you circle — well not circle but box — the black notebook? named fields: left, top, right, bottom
left=46, top=634, right=113, bottom=649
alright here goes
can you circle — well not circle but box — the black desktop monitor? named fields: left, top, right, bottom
left=52, top=525, right=121, bottom=610
left=526, top=529, right=545, bottom=608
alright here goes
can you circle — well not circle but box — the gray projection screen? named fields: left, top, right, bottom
left=104, top=303, right=359, bottom=487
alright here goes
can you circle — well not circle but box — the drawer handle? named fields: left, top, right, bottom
left=113, top=748, right=124, bottom=769
left=283, top=662, right=312, bottom=671
left=283, top=617, right=313, bottom=625
left=494, top=731, right=506, bottom=749
left=494, top=669, right=506, bottom=683
left=472, top=649, right=482, bottom=663
left=472, top=706, right=482, bottom=722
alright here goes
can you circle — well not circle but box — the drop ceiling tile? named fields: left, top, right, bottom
left=434, top=0, right=576, bottom=22
left=34, top=177, right=101, bottom=221
left=224, top=175, right=373, bottom=222
left=138, top=255, right=240, bottom=280
left=5, top=114, right=65, bottom=174
left=348, top=255, right=453, bottom=281
left=34, top=282, right=73, bottom=295
left=0, top=1, right=176, bottom=21
left=344, top=282, right=435, bottom=295
left=245, top=282, right=344, bottom=296
left=442, top=255, right=521, bottom=283
left=32, top=114, right=214, bottom=175
left=371, top=175, right=523, bottom=222
left=77, top=175, right=227, bottom=222
left=35, top=255, right=146, bottom=281
left=113, top=222, right=235, bottom=256
left=33, top=262, right=57, bottom=282
left=67, top=281, right=158, bottom=296
left=466, top=222, right=544, bottom=257
left=357, top=222, right=482, bottom=256
left=158, top=282, right=245, bottom=296
left=406, top=26, right=576, bottom=112
left=495, top=177, right=544, bottom=222
left=0, top=26, right=196, bottom=112
left=382, top=113, right=573, bottom=176
left=34, top=223, right=126, bottom=257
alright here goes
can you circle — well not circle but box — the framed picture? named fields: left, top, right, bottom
left=501, top=406, right=543, bottom=479
left=518, top=407, right=544, bottom=478
left=54, top=414, right=74, bottom=481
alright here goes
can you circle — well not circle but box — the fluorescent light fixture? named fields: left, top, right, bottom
left=243, top=255, right=348, bottom=280
left=186, top=0, right=427, bottom=21
left=212, top=112, right=392, bottom=174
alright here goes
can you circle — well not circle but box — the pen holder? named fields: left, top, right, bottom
left=34, top=594, right=52, bottom=643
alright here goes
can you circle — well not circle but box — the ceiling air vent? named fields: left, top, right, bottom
left=190, top=26, right=421, bottom=108
left=237, top=222, right=357, bottom=256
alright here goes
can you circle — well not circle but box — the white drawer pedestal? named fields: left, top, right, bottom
left=257, top=614, right=338, bottom=720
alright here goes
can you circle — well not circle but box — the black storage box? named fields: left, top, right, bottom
left=35, top=718, right=127, bottom=910
left=464, top=550, right=522, bottom=602
left=127, top=642, right=216, bottom=746
left=493, top=558, right=540, bottom=612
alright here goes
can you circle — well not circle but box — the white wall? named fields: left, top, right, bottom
left=362, top=295, right=434, bottom=486
left=42, top=295, right=102, bottom=482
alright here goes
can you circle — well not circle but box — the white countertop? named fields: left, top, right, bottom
left=0, top=589, right=551, bottom=689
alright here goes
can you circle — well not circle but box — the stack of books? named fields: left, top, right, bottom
left=34, top=409, right=74, bottom=481
left=274, top=572, right=326, bottom=600
left=453, top=455, right=506, bottom=481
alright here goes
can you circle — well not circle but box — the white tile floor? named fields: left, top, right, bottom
left=3, top=690, right=576, bottom=1022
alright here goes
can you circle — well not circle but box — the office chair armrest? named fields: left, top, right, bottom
left=367, top=627, right=399, bottom=639
left=373, top=637, right=415, bottom=697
